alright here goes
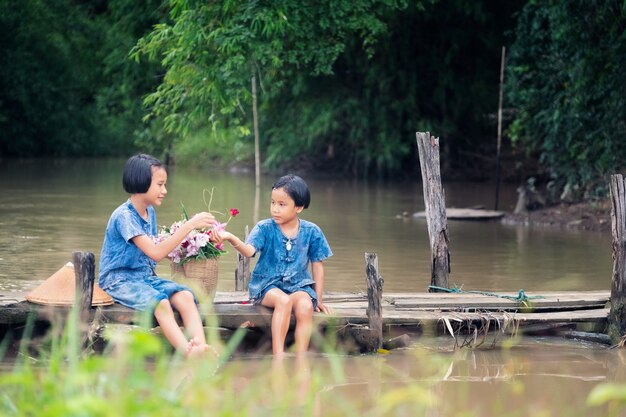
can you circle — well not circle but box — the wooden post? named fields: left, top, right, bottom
left=235, top=225, right=251, bottom=291
left=416, top=132, right=450, bottom=291
left=365, top=252, right=383, bottom=350
left=73, top=251, right=95, bottom=323
left=609, top=174, right=626, bottom=344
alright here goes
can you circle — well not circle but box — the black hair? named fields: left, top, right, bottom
left=272, top=174, right=311, bottom=209
left=122, top=154, right=164, bottom=194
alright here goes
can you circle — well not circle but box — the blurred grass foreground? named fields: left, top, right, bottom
left=1, top=307, right=626, bottom=417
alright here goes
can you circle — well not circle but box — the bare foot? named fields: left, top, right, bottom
left=184, top=338, right=209, bottom=359
left=184, top=337, right=222, bottom=360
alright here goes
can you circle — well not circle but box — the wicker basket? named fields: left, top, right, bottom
left=171, top=258, right=219, bottom=299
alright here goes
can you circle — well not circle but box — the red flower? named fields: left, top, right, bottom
left=229, top=208, right=240, bottom=217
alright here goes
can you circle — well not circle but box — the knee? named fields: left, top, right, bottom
left=172, top=290, right=197, bottom=312
left=294, top=300, right=313, bottom=320
left=153, top=299, right=171, bottom=318
left=177, top=290, right=195, bottom=304
left=275, top=294, right=293, bottom=311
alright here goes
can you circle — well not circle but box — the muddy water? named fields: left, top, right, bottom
left=223, top=337, right=625, bottom=416
left=0, top=158, right=621, bottom=416
left=0, top=158, right=612, bottom=293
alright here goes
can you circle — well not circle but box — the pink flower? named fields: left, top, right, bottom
left=158, top=197, right=239, bottom=264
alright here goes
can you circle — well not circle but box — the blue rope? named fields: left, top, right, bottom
left=428, top=285, right=544, bottom=306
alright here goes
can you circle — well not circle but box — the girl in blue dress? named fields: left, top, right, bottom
left=216, top=174, right=332, bottom=356
left=99, top=154, right=217, bottom=358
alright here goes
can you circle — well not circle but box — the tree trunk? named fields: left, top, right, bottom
left=609, top=174, right=626, bottom=344
left=416, top=132, right=450, bottom=291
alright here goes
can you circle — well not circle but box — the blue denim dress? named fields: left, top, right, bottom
left=99, top=199, right=193, bottom=311
left=246, top=218, right=333, bottom=307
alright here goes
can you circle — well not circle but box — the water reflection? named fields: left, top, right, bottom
left=218, top=337, right=625, bottom=417
left=0, top=158, right=612, bottom=294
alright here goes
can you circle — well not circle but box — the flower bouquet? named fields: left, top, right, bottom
left=156, top=190, right=239, bottom=299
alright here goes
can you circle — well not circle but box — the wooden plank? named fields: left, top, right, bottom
left=375, top=308, right=609, bottom=325
left=383, top=290, right=610, bottom=300
left=0, top=291, right=612, bottom=331
left=413, top=208, right=505, bottom=220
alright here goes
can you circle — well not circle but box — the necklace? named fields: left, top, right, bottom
left=285, top=220, right=300, bottom=251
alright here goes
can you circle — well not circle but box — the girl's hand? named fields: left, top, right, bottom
left=315, top=302, right=331, bottom=314
left=189, top=212, right=216, bottom=229
left=212, top=230, right=232, bottom=244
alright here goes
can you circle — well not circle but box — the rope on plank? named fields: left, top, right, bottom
left=428, top=285, right=545, bottom=307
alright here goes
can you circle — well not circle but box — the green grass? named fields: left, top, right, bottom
left=173, top=128, right=254, bottom=170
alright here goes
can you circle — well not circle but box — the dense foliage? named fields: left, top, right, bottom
left=3, top=0, right=625, bottom=193
left=506, top=0, right=626, bottom=196
left=134, top=0, right=522, bottom=178
left=0, top=0, right=162, bottom=157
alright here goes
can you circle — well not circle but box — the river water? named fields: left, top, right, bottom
left=0, top=158, right=612, bottom=293
left=0, top=158, right=622, bottom=416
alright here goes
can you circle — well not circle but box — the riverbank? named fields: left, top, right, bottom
left=502, top=199, right=612, bottom=233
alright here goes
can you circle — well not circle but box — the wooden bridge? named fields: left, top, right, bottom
left=0, top=287, right=611, bottom=352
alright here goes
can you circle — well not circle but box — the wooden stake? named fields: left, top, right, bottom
left=609, top=174, right=626, bottom=344
left=235, top=225, right=251, bottom=291
left=416, top=132, right=450, bottom=291
left=73, top=251, right=95, bottom=324
left=365, top=252, right=383, bottom=350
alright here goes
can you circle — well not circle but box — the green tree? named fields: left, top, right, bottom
left=507, top=0, right=626, bottom=196
left=132, top=0, right=413, bottom=160
left=0, top=0, right=163, bottom=158
left=134, top=0, right=524, bottom=178
left=0, top=0, right=100, bottom=156
left=262, top=0, right=523, bottom=177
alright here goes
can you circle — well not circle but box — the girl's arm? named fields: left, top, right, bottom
left=215, top=231, right=256, bottom=258
left=132, top=212, right=216, bottom=262
left=312, top=261, right=330, bottom=314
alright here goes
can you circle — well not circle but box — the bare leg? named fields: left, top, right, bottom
left=290, top=292, right=314, bottom=354
left=170, top=290, right=206, bottom=344
left=169, top=290, right=213, bottom=358
left=271, top=354, right=288, bottom=397
left=261, top=288, right=293, bottom=356
left=153, top=299, right=188, bottom=353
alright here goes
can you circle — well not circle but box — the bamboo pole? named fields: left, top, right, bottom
left=251, top=74, right=261, bottom=188
left=416, top=132, right=450, bottom=291
left=609, top=174, right=626, bottom=344
left=494, top=46, right=506, bottom=210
